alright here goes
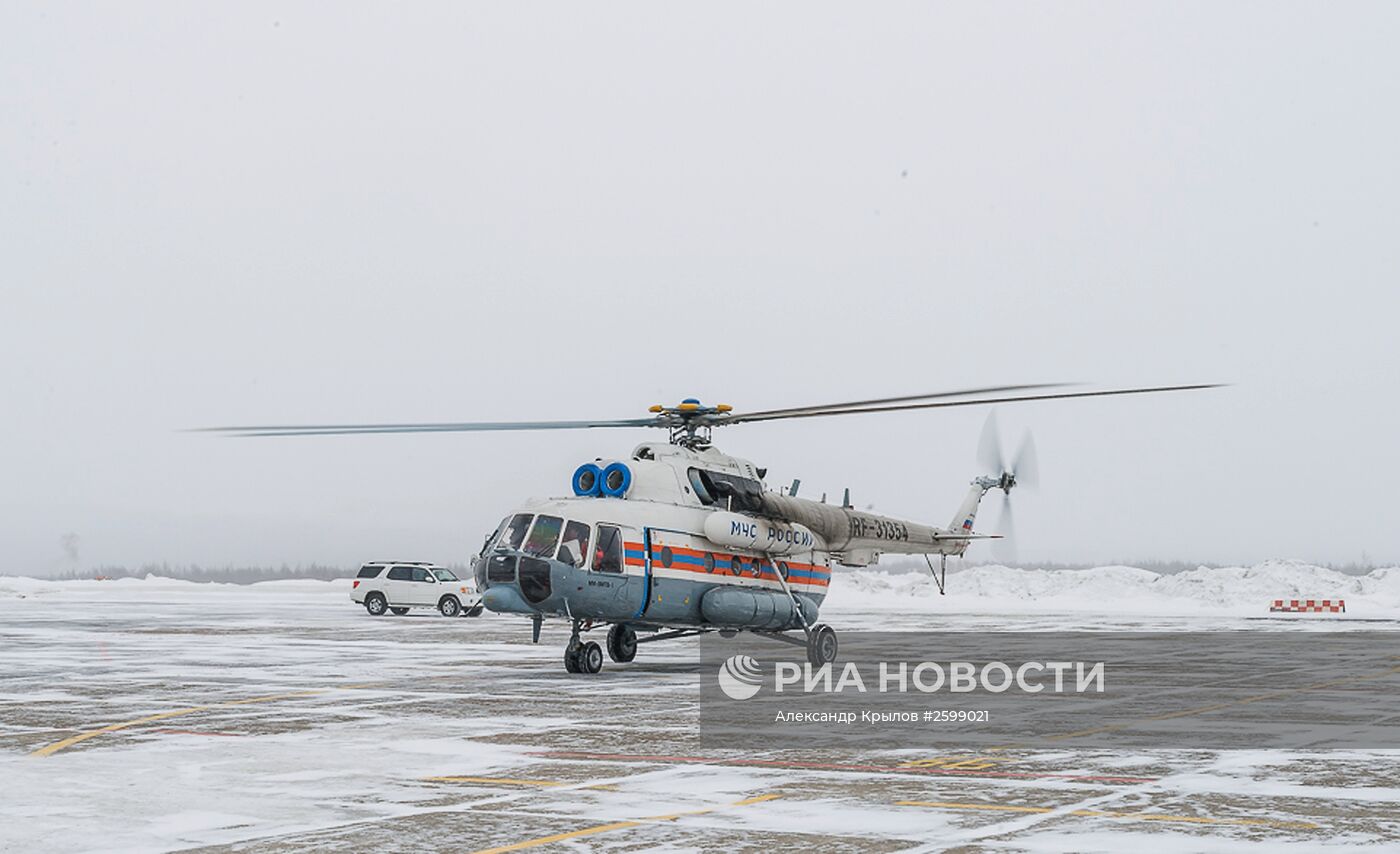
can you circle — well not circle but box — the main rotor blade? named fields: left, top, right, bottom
left=729, top=383, right=1072, bottom=422
left=725, top=384, right=1225, bottom=424
left=194, top=417, right=659, bottom=438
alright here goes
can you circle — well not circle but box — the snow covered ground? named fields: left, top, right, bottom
left=831, top=559, right=1400, bottom=616
left=1, top=564, right=1397, bottom=852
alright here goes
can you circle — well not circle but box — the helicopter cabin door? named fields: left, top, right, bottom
left=590, top=522, right=648, bottom=621
left=634, top=526, right=699, bottom=624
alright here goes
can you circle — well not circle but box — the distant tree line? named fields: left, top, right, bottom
left=40, top=563, right=467, bottom=583
left=47, top=564, right=352, bottom=583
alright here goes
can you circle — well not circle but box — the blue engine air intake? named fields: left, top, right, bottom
left=599, top=462, right=632, bottom=497
left=572, top=463, right=602, bottom=497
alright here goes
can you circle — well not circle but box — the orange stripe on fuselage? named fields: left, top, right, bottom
left=623, top=541, right=830, bottom=588
left=625, top=541, right=829, bottom=574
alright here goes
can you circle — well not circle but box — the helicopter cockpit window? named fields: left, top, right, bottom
left=594, top=525, right=623, bottom=574
left=482, top=515, right=510, bottom=552
left=523, top=515, right=564, bottom=558
left=502, top=514, right=533, bottom=551
left=558, top=521, right=591, bottom=568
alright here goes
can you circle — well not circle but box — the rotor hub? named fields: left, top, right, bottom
left=647, top=400, right=733, bottom=448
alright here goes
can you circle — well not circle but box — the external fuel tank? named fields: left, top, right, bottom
left=699, top=585, right=819, bottom=630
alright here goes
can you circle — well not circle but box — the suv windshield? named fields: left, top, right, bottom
left=432, top=569, right=458, bottom=582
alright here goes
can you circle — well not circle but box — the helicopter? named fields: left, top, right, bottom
left=204, top=382, right=1218, bottom=673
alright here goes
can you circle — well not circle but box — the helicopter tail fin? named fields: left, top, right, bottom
left=949, top=480, right=989, bottom=536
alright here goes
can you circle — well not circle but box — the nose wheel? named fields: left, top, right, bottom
left=563, top=620, right=604, bottom=673
left=565, top=640, right=603, bottom=674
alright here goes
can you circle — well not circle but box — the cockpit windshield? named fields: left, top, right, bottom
left=501, top=514, right=533, bottom=551
left=432, top=569, right=458, bottom=582
left=523, top=515, right=564, bottom=557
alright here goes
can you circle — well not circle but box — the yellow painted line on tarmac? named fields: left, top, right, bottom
left=901, top=801, right=1046, bottom=815
left=468, top=793, right=781, bottom=854
left=29, top=686, right=371, bottom=757
left=424, top=776, right=617, bottom=791
left=220, top=689, right=324, bottom=706
left=31, top=707, right=217, bottom=757
left=896, top=800, right=1319, bottom=830
left=470, top=820, right=641, bottom=853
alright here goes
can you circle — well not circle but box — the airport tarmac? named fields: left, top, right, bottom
left=2, top=581, right=1398, bottom=852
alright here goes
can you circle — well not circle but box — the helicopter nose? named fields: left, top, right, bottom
left=482, top=585, right=535, bottom=614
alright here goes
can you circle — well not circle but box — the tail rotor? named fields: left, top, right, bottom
left=977, top=411, right=1038, bottom=564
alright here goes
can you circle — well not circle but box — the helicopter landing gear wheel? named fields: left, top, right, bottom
left=806, top=624, right=838, bottom=667
left=579, top=641, right=603, bottom=674
left=606, top=625, right=637, bottom=663
left=565, top=640, right=603, bottom=674
left=563, top=619, right=603, bottom=673
left=564, top=619, right=583, bottom=673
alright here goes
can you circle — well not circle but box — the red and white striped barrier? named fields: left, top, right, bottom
left=1270, top=599, right=1345, bottom=613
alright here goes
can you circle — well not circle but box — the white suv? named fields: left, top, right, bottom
left=351, top=562, right=483, bottom=618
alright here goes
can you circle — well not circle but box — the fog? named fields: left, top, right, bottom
left=4, top=2, right=1398, bottom=574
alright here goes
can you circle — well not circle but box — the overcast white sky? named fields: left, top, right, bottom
left=3, top=2, right=1398, bottom=574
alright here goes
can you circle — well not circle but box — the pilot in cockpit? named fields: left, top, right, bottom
left=559, top=522, right=590, bottom=568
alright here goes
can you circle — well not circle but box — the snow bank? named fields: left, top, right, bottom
left=4, top=562, right=1398, bottom=616
left=828, top=560, right=1400, bottom=615
left=0, top=574, right=349, bottom=599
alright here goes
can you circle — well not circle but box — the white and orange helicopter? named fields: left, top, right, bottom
left=206, top=383, right=1217, bottom=673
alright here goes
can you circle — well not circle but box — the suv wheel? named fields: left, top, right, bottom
left=365, top=593, right=387, bottom=616
left=439, top=596, right=461, bottom=618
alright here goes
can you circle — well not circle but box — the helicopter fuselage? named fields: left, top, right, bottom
left=471, top=441, right=995, bottom=635
left=473, top=493, right=830, bottom=631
